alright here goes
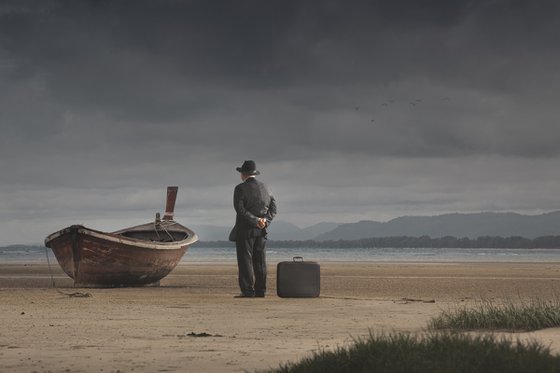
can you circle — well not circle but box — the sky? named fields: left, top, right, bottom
left=1, top=0, right=560, bottom=245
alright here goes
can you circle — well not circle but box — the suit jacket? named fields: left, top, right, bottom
left=231, top=177, right=277, bottom=240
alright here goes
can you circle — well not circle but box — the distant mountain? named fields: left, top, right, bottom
left=300, top=222, right=341, bottom=239
left=315, top=211, right=560, bottom=240
left=190, top=221, right=340, bottom=241
left=266, top=220, right=302, bottom=240
left=3, top=212, right=560, bottom=247
left=267, top=221, right=339, bottom=240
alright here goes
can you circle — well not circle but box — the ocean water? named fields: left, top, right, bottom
left=186, top=246, right=560, bottom=263
left=2, top=245, right=560, bottom=264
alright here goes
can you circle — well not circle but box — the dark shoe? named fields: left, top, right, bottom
left=254, top=292, right=265, bottom=298
left=234, top=293, right=254, bottom=298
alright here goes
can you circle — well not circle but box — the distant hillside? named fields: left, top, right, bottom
left=154, top=211, right=560, bottom=241
left=315, top=211, right=560, bottom=240
left=268, top=221, right=339, bottom=241
left=190, top=221, right=339, bottom=241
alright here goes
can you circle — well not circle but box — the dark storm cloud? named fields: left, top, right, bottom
left=1, top=0, right=559, bottom=159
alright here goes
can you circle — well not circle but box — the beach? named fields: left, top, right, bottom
left=2, top=261, right=560, bottom=372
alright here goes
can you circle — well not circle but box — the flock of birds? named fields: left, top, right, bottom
left=353, top=96, right=452, bottom=123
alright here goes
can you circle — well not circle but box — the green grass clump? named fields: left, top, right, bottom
left=429, top=298, right=560, bottom=331
left=268, top=332, right=560, bottom=373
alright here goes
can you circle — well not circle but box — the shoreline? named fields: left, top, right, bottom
left=2, top=261, right=560, bottom=372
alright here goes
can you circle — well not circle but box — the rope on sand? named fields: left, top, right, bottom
left=44, top=246, right=92, bottom=298
left=44, top=245, right=57, bottom=289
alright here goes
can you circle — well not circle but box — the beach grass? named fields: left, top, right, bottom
left=428, top=298, right=560, bottom=331
left=268, top=332, right=560, bottom=373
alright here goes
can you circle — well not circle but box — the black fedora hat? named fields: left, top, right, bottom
left=236, top=160, right=260, bottom=175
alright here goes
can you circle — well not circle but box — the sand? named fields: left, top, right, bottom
left=1, top=261, right=560, bottom=372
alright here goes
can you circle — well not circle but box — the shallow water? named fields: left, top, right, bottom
left=3, top=245, right=560, bottom=264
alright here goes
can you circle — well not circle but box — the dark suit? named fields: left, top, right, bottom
left=232, top=177, right=277, bottom=296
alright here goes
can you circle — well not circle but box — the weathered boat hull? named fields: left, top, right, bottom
left=45, top=223, right=197, bottom=287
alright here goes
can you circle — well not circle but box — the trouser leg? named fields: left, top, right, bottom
left=236, top=237, right=255, bottom=295
left=253, top=236, right=267, bottom=295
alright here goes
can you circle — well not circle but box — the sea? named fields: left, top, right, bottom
left=2, top=245, right=560, bottom=264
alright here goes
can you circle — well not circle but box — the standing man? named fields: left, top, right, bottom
left=231, top=160, right=277, bottom=298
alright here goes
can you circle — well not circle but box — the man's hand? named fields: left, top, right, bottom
left=257, top=218, right=266, bottom=229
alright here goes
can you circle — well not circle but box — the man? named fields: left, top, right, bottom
left=231, top=160, right=277, bottom=298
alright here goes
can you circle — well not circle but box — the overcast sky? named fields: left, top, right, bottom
left=1, top=0, right=560, bottom=245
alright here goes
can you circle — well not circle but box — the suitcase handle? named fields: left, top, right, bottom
left=293, top=256, right=304, bottom=262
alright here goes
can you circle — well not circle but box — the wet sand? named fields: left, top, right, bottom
left=1, top=262, right=560, bottom=372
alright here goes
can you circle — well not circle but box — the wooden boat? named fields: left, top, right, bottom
left=44, top=187, right=198, bottom=287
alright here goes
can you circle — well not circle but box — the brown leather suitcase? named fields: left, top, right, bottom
left=276, top=256, right=320, bottom=298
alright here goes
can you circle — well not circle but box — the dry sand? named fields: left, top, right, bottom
left=2, top=261, right=560, bottom=372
